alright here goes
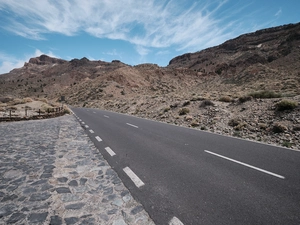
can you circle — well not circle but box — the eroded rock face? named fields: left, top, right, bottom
left=168, top=23, right=300, bottom=78
left=28, top=55, right=67, bottom=65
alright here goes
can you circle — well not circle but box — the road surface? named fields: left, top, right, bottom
left=71, top=107, right=300, bottom=225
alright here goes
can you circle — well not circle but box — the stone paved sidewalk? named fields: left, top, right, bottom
left=0, top=115, right=155, bottom=225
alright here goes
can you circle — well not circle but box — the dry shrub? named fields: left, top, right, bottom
left=249, top=90, right=281, bottom=99
left=238, top=96, right=252, bottom=103
left=0, top=97, right=13, bottom=103
left=179, top=108, right=190, bottom=115
left=275, top=100, right=298, bottom=111
left=200, top=100, right=214, bottom=107
left=11, top=98, right=24, bottom=105
left=219, top=96, right=232, bottom=102
left=272, top=123, right=287, bottom=133
left=23, top=97, right=33, bottom=103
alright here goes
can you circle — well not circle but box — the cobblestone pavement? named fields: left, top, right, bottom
left=0, top=115, right=155, bottom=225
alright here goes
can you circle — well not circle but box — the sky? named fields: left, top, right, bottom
left=0, top=0, right=299, bottom=74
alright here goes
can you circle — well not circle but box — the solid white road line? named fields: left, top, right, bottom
left=85, top=125, right=89, bottom=128
left=81, top=122, right=85, bottom=124
left=204, top=150, right=285, bottom=179
left=89, top=130, right=94, bottom=134
left=104, top=115, right=109, bottom=118
left=123, top=167, right=145, bottom=188
left=105, top=147, right=116, bottom=156
left=95, top=136, right=102, bottom=142
left=169, top=217, right=184, bottom=225
left=126, top=123, right=138, bottom=128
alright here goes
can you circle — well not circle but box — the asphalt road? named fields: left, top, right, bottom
left=71, top=107, right=300, bottom=225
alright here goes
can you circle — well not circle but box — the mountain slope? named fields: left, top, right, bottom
left=0, top=23, right=300, bottom=149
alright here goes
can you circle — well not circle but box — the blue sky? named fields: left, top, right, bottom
left=0, top=0, right=299, bottom=74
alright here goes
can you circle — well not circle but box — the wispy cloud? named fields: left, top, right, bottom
left=275, top=8, right=282, bottom=17
left=0, top=49, right=58, bottom=74
left=0, top=0, right=257, bottom=52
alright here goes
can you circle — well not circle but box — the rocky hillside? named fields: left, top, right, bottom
left=0, top=22, right=299, bottom=149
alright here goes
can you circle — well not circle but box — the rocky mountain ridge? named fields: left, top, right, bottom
left=0, top=22, right=300, bottom=149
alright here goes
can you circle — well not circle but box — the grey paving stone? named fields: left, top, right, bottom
left=65, top=217, right=79, bottom=224
left=28, top=212, right=48, bottom=223
left=131, top=205, right=144, bottom=215
left=56, top=187, right=71, bottom=194
left=79, top=178, right=87, bottom=185
left=50, top=215, right=63, bottom=225
left=57, top=177, right=68, bottom=183
left=65, top=202, right=85, bottom=210
left=68, top=180, right=78, bottom=187
left=0, top=116, right=155, bottom=225
left=7, top=212, right=26, bottom=224
left=29, top=192, right=51, bottom=201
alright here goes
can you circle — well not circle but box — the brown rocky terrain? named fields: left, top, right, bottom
left=0, top=22, right=299, bottom=149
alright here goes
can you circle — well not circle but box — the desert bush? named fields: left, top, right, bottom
left=228, top=118, right=241, bottom=127
left=11, top=98, right=24, bottom=105
left=63, top=108, right=71, bottom=114
left=0, top=97, right=13, bottom=103
left=23, top=97, right=33, bottom=103
left=219, top=96, right=232, bottom=102
left=200, top=100, right=214, bottom=107
left=182, top=101, right=190, bottom=107
left=179, top=108, right=190, bottom=115
left=238, top=96, right=252, bottom=103
left=190, top=96, right=205, bottom=102
left=272, top=123, right=287, bottom=133
left=249, top=90, right=281, bottom=99
left=275, top=100, right=298, bottom=111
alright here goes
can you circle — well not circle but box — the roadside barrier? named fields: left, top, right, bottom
left=0, top=107, right=67, bottom=122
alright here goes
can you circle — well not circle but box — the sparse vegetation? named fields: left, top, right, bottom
left=219, top=96, right=232, bottom=102
left=272, top=123, right=287, bottom=133
left=249, top=90, right=281, bottom=99
left=179, top=108, right=190, bottom=115
left=200, top=100, right=214, bottom=108
left=275, top=100, right=298, bottom=111
left=238, top=96, right=252, bottom=103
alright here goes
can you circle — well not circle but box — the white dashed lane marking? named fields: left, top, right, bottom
left=204, top=150, right=285, bottom=179
left=105, top=147, right=116, bottom=156
left=123, top=167, right=145, bottom=188
left=169, top=217, right=184, bottom=225
left=85, top=125, right=89, bottom=128
left=104, top=115, right=109, bottom=118
left=95, top=136, right=102, bottom=142
left=89, top=130, right=94, bottom=134
left=126, top=123, right=138, bottom=128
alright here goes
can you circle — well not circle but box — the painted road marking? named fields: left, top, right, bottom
left=204, top=150, right=285, bottom=179
left=126, top=123, right=138, bottom=128
left=89, top=130, right=94, bottom=134
left=93, top=112, right=96, bottom=114
left=85, top=125, right=89, bottom=128
left=104, top=115, right=109, bottom=118
left=123, top=167, right=145, bottom=188
left=95, top=136, right=102, bottom=142
left=105, top=147, right=116, bottom=156
left=169, top=217, right=184, bottom=225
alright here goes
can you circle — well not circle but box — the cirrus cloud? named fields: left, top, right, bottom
left=0, top=0, right=248, bottom=52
